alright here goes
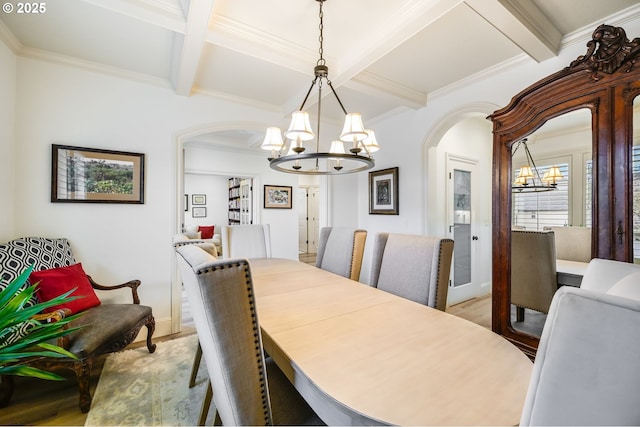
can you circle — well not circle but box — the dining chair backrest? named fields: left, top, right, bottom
left=221, top=224, right=272, bottom=259
left=369, top=233, right=454, bottom=311
left=175, top=245, right=273, bottom=426
left=520, top=286, right=640, bottom=426
left=511, top=230, right=558, bottom=317
left=315, top=227, right=367, bottom=281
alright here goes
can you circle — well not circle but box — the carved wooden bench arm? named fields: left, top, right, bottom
left=86, top=275, right=142, bottom=305
left=31, top=308, right=72, bottom=323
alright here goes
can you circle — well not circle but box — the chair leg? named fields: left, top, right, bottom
left=75, top=359, right=93, bottom=413
left=198, top=379, right=213, bottom=426
left=0, top=375, right=14, bottom=408
left=190, top=342, right=203, bottom=388
left=145, top=316, right=157, bottom=353
left=516, top=306, right=525, bottom=322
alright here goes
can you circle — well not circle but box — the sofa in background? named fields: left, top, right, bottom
left=175, top=225, right=222, bottom=256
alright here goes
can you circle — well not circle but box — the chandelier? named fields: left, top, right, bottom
left=512, top=138, right=564, bottom=193
left=261, top=0, right=379, bottom=175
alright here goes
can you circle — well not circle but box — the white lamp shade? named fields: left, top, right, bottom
left=284, top=111, right=314, bottom=141
left=517, top=166, right=534, bottom=179
left=329, top=140, right=345, bottom=154
left=261, top=127, right=285, bottom=151
left=339, top=112, right=368, bottom=142
left=362, top=129, right=380, bottom=153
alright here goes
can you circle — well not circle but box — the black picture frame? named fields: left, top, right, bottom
left=264, top=185, right=292, bottom=209
left=51, top=144, right=144, bottom=204
left=369, top=167, right=399, bottom=215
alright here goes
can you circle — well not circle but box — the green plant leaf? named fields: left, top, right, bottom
left=0, top=265, right=85, bottom=380
left=0, top=364, right=66, bottom=380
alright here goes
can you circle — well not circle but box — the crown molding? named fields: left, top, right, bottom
left=20, top=46, right=172, bottom=89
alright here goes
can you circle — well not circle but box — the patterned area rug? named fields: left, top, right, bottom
left=85, top=334, right=214, bottom=426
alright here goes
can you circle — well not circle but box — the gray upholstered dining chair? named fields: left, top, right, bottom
left=221, top=224, right=272, bottom=259
left=511, top=230, right=558, bottom=322
left=174, top=244, right=323, bottom=426
left=369, top=233, right=454, bottom=311
left=520, top=286, right=640, bottom=426
left=315, top=227, right=367, bottom=281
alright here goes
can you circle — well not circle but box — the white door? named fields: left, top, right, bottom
left=297, top=188, right=309, bottom=253
left=446, top=156, right=481, bottom=305
left=308, top=186, right=319, bottom=253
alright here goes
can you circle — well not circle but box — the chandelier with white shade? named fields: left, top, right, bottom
left=512, top=138, right=564, bottom=193
left=261, top=0, right=380, bottom=175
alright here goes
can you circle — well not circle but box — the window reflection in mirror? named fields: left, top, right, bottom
left=510, top=108, right=592, bottom=337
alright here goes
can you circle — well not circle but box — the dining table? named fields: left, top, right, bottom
left=249, top=257, right=533, bottom=426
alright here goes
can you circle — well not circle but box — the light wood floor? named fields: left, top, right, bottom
left=1, top=263, right=491, bottom=426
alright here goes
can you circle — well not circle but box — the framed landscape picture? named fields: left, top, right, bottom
left=264, top=185, right=292, bottom=209
left=369, top=167, right=398, bottom=215
left=51, top=144, right=144, bottom=204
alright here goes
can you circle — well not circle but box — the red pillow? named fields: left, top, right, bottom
left=198, top=225, right=215, bottom=239
left=31, top=263, right=101, bottom=314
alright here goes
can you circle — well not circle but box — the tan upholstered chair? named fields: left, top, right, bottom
left=511, top=230, right=558, bottom=322
left=369, top=233, right=454, bottom=311
left=520, top=286, right=640, bottom=426
left=174, top=245, right=323, bottom=426
left=549, top=226, right=591, bottom=262
left=315, top=227, right=367, bottom=281
left=221, top=224, right=271, bottom=259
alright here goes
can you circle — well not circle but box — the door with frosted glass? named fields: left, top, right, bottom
left=447, top=158, right=480, bottom=305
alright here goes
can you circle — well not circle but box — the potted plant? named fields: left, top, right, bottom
left=0, top=265, right=81, bottom=380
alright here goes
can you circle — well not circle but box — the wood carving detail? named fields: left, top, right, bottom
left=569, top=24, right=640, bottom=79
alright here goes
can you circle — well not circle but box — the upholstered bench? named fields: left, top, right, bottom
left=0, top=237, right=156, bottom=413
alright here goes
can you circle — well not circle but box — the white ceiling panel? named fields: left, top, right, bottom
left=2, top=0, right=175, bottom=79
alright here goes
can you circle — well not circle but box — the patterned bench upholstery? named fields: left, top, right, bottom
left=0, top=237, right=156, bottom=413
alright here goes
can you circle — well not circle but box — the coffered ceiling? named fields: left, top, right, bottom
left=1, top=0, right=638, bottom=147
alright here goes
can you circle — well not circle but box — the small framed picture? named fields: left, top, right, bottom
left=369, top=167, right=399, bottom=215
left=264, top=185, right=292, bottom=209
left=192, top=206, right=207, bottom=218
left=192, top=194, right=206, bottom=205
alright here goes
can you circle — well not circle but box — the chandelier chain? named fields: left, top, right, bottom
left=317, top=0, right=325, bottom=66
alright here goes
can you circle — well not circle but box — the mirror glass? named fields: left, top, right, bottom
left=634, top=96, right=640, bottom=263
left=510, top=108, right=592, bottom=337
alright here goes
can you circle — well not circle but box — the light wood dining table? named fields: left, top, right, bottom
left=249, top=258, right=533, bottom=426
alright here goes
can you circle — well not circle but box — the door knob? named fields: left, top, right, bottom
left=472, top=235, right=478, bottom=241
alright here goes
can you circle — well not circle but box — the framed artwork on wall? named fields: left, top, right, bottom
left=192, top=194, right=206, bottom=205
left=192, top=206, right=207, bottom=218
left=51, top=144, right=145, bottom=204
left=369, top=167, right=399, bottom=215
left=264, top=185, right=292, bottom=209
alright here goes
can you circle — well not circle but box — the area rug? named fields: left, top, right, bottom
left=85, top=334, right=214, bottom=426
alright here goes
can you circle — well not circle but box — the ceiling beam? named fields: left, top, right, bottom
left=172, top=0, right=217, bottom=96
left=464, top=0, right=562, bottom=62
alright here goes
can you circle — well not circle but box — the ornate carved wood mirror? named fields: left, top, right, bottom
left=489, top=24, right=640, bottom=357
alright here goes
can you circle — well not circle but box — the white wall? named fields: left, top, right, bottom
left=183, top=144, right=299, bottom=259
left=183, top=173, right=228, bottom=230
left=0, top=41, right=16, bottom=242
left=12, top=56, right=283, bottom=336
left=349, top=17, right=640, bottom=284
left=6, top=15, right=640, bottom=332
